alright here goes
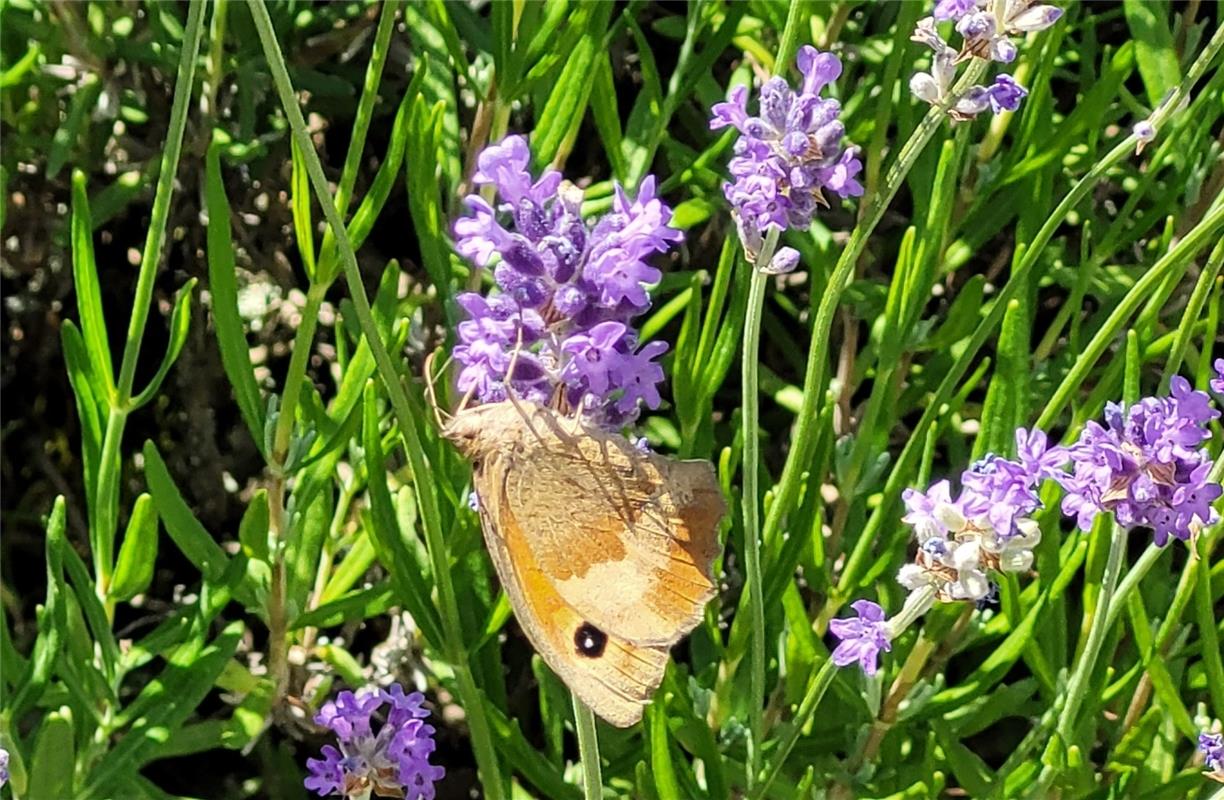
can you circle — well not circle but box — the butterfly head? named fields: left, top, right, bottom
left=441, top=402, right=529, bottom=460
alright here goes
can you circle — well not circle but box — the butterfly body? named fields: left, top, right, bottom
left=443, top=401, right=725, bottom=726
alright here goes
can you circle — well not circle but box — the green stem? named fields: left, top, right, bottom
left=1032, top=521, right=1128, bottom=795
left=271, top=281, right=327, bottom=464
left=1101, top=543, right=1164, bottom=634
left=202, top=0, right=227, bottom=121
left=91, top=0, right=204, bottom=601
left=271, top=0, right=401, bottom=463
left=752, top=659, right=837, bottom=799
left=248, top=5, right=505, bottom=798
left=113, top=0, right=205, bottom=402
left=772, top=0, right=807, bottom=76
left=763, top=60, right=988, bottom=556
left=737, top=14, right=830, bottom=784
left=317, top=0, right=402, bottom=279
left=741, top=227, right=779, bottom=790
left=572, top=695, right=603, bottom=800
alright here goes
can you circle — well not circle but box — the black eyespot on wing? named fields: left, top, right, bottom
left=574, top=623, right=607, bottom=658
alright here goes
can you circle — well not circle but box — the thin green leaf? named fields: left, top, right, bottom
left=71, top=169, right=115, bottom=396
left=27, top=706, right=75, bottom=800
left=205, top=134, right=266, bottom=452
left=61, top=320, right=104, bottom=527
left=142, top=440, right=229, bottom=581
left=291, top=135, right=317, bottom=279
left=109, top=493, right=160, bottom=602
left=130, top=278, right=197, bottom=409
left=1123, top=0, right=1181, bottom=106
left=531, top=3, right=612, bottom=168
left=9, top=497, right=67, bottom=719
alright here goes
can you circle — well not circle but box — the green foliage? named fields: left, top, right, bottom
left=2, top=2, right=1223, bottom=799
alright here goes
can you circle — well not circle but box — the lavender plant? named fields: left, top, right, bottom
left=3, top=2, right=1224, bottom=800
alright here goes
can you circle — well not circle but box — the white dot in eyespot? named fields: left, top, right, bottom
left=574, top=623, right=607, bottom=658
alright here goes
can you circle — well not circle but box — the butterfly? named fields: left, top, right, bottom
left=437, top=395, right=725, bottom=727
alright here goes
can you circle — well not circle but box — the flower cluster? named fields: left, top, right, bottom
left=897, top=427, right=1059, bottom=602
left=1201, top=731, right=1224, bottom=780
left=831, top=376, right=1222, bottom=678
left=305, top=684, right=444, bottom=799
left=910, top=0, right=1062, bottom=120
left=0, top=747, right=8, bottom=789
left=1059, top=377, right=1221, bottom=546
left=451, top=136, right=681, bottom=427
left=709, top=45, right=862, bottom=270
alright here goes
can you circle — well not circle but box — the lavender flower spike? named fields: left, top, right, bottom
left=1059, top=377, right=1222, bottom=546
left=829, top=599, right=892, bottom=676
left=910, top=1, right=1059, bottom=119
left=305, top=684, right=444, bottom=799
left=710, top=45, right=861, bottom=260
left=0, top=747, right=8, bottom=789
left=451, top=136, right=684, bottom=428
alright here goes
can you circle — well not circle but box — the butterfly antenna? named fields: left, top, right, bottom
left=503, top=324, right=547, bottom=443
left=503, top=327, right=527, bottom=413
left=423, top=350, right=453, bottom=431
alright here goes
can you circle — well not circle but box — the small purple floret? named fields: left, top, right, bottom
left=829, top=599, right=892, bottom=676
left=933, top=0, right=977, bottom=21
left=1201, top=731, right=1224, bottom=773
left=986, top=74, right=1028, bottom=112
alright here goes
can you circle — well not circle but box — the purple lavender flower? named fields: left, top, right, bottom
left=305, top=684, right=444, bottom=799
left=0, top=747, right=8, bottom=789
left=1201, top=731, right=1224, bottom=773
left=902, top=479, right=957, bottom=538
left=709, top=45, right=861, bottom=258
left=896, top=424, right=1066, bottom=603
left=452, top=137, right=683, bottom=426
left=911, top=1, right=1059, bottom=118
left=960, top=454, right=1042, bottom=539
left=986, top=74, right=1028, bottom=112
left=933, top=0, right=976, bottom=21
left=761, top=246, right=802, bottom=275
left=960, top=1, right=1062, bottom=62
left=1060, top=378, right=1221, bottom=546
left=1015, top=427, right=1067, bottom=484
left=1213, top=358, right=1224, bottom=395
left=828, top=600, right=892, bottom=676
